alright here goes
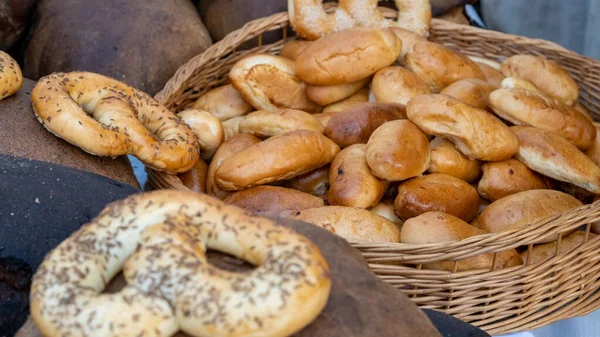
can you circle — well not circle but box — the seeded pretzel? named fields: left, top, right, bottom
left=31, top=72, right=199, bottom=173
left=0, top=51, right=23, bottom=100
left=30, top=190, right=332, bottom=337
left=288, top=0, right=431, bottom=40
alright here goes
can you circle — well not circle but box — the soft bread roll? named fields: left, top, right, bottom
left=206, top=134, right=261, bottom=199
left=405, top=41, right=485, bottom=92
left=229, top=53, right=320, bottom=112
left=312, top=110, right=338, bottom=128
left=292, top=206, right=401, bottom=243
left=522, top=231, right=596, bottom=265
left=401, top=212, right=523, bottom=271
left=406, top=94, right=520, bottom=161
left=477, top=159, right=552, bottom=201
left=366, top=120, right=430, bottom=181
left=501, top=55, right=579, bottom=105
left=439, top=78, right=496, bottom=111
left=489, top=88, right=596, bottom=150
left=279, top=39, right=312, bottom=61
left=585, top=122, right=600, bottom=166
left=325, top=102, right=406, bottom=147
left=178, top=159, right=208, bottom=193
left=500, top=77, right=540, bottom=92
left=191, top=84, right=254, bottom=120
left=371, top=66, right=431, bottom=105
left=467, top=56, right=502, bottom=70
left=322, top=87, right=369, bottom=113
left=286, top=165, right=330, bottom=197
left=238, top=109, right=323, bottom=138
left=328, top=144, right=388, bottom=208
left=306, top=78, right=370, bottom=106
left=369, top=202, right=403, bottom=227
left=177, top=109, right=224, bottom=160
left=222, top=116, right=245, bottom=140
left=472, top=189, right=582, bottom=243
left=511, top=126, right=600, bottom=194
left=215, top=129, right=340, bottom=190
left=427, top=137, right=481, bottom=183
left=395, top=173, right=480, bottom=222
left=295, top=27, right=402, bottom=86
left=468, top=56, right=504, bottom=88
left=390, top=27, right=427, bottom=60
left=222, top=185, right=324, bottom=218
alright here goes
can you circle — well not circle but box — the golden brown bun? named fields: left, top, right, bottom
left=238, top=109, right=323, bottom=138
left=191, top=84, right=254, bottom=120
left=575, top=102, right=594, bottom=122
left=489, top=88, right=596, bottom=150
left=279, top=39, right=312, bottom=61
left=215, top=129, right=340, bottom=190
left=327, top=144, right=388, bottom=208
left=223, top=185, right=324, bottom=218
left=371, top=66, right=431, bottom=105
left=427, top=137, right=481, bottom=183
left=440, top=78, right=496, bottom=111
left=206, top=134, right=261, bottom=199
left=500, top=77, right=540, bottom=92
left=177, top=159, right=208, bottom=193
left=177, top=109, right=224, bottom=160
left=322, top=87, right=370, bottom=113
left=222, top=116, right=245, bottom=140
left=511, top=126, right=600, bottom=194
left=401, top=212, right=523, bottom=271
left=405, top=41, right=485, bottom=92
left=477, top=159, right=552, bottom=201
left=500, top=55, right=579, bottom=105
left=395, top=173, right=480, bottom=222
left=390, top=27, right=427, bottom=60
left=586, top=122, right=600, bottom=166
left=295, top=27, right=402, bottom=86
left=325, top=102, right=406, bottom=147
left=407, top=94, right=520, bottom=161
left=286, top=165, right=330, bottom=197
left=229, top=53, right=321, bottom=112
left=366, top=120, right=430, bottom=181
left=473, top=61, right=504, bottom=87
left=306, top=77, right=369, bottom=106
left=292, top=206, right=401, bottom=243
left=472, top=189, right=582, bottom=243
left=522, top=231, right=596, bottom=265
left=312, top=111, right=338, bottom=128
left=369, top=202, right=403, bottom=227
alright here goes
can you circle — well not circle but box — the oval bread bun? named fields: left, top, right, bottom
left=178, top=109, right=224, bottom=160
left=229, top=53, right=320, bottom=112
left=328, top=144, right=388, bottom=209
left=522, top=230, right=596, bottom=265
left=325, top=102, right=405, bottom=148
left=190, top=84, right=254, bottom=121
left=468, top=57, right=504, bottom=87
left=477, top=158, right=552, bottom=201
left=292, top=206, right=401, bottom=243
left=472, top=189, right=582, bottom=243
left=395, top=173, right=480, bottom=222
left=366, top=120, right=430, bottom=181
left=501, top=55, right=579, bottom=105
left=371, top=66, right=431, bottom=105
left=500, top=77, right=540, bottom=92
left=427, top=137, right=481, bottom=183
left=286, top=165, right=330, bottom=197
left=222, top=185, right=324, bottom=218
left=407, top=94, right=520, bottom=161
left=279, top=39, right=312, bottom=61
left=206, top=133, right=261, bottom=199
left=512, top=126, right=600, bottom=194
left=222, top=116, right=245, bottom=140
left=322, top=87, right=370, bottom=113
left=405, top=41, right=485, bottom=92
left=306, top=77, right=369, bottom=106
left=295, top=27, right=402, bottom=86
left=440, top=78, right=496, bottom=111
left=178, top=158, right=208, bottom=193
left=215, top=129, right=340, bottom=190
left=401, top=212, right=523, bottom=271
left=390, top=27, right=427, bottom=60
left=369, top=202, right=403, bottom=227
left=238, top=109, right=323, bottom=138
left=489, top=88, right=596, bottom=150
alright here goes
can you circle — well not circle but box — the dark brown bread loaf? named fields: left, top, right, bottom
left=22, top=0, right=212, bottom=95
left=0, top=78, right=139, bottom=187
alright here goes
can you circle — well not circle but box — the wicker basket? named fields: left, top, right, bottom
left=147, top=5, right=600, bottom=335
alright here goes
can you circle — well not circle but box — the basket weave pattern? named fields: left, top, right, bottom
left=149, top=6, right=600, bottom=335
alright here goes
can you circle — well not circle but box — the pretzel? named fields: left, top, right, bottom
left=30, top=190, right=332, bottom=337
left=0, top=50, right=23, bottom=100
left=30, top=72, right=199, bottom=173
left=288, top=0, right=431, bottom=40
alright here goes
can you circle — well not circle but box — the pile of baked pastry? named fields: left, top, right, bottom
left=173, top=26, right=600, bottom=272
